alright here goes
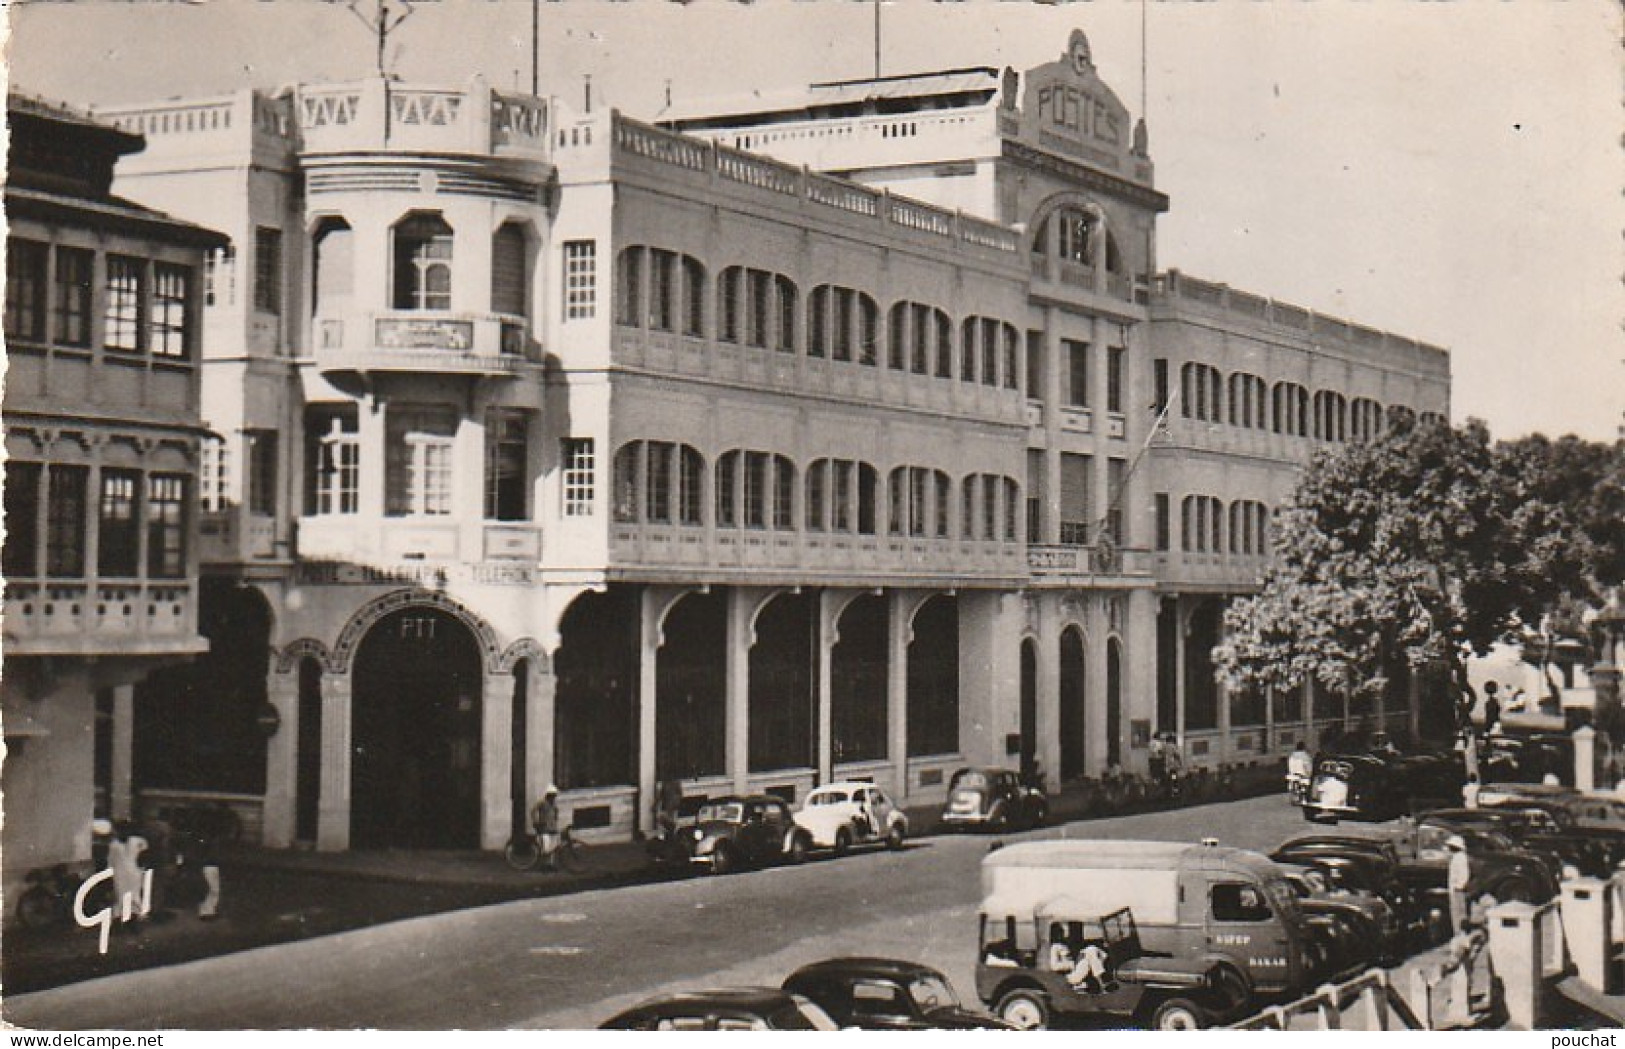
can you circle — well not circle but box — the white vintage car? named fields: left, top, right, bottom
left=794, top=782, right=908, bottom=854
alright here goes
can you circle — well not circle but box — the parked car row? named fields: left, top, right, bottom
left=647, top=766, right=1047, bottom=877
left=600, top=958, right=1011, bottom=1030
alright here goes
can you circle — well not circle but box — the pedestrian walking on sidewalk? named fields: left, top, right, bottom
left=196, top=830, right=222, bottom=920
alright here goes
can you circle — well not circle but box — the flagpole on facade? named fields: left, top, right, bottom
left=874, top=0, right=882, bottom=80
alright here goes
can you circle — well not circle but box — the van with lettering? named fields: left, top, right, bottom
left=977, top=840, right=1329, bottom=1027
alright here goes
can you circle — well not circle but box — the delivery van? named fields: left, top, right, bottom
left=979, top=839, right=1328, bottom=1015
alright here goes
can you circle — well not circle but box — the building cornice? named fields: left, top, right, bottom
left=1001, top=139, right=1169, bottom=213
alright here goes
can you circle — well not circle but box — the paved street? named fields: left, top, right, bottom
left=5, top=794, right=1318, bottom=1030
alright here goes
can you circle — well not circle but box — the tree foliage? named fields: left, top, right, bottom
left=1215, top=417, right=1605, bottom=710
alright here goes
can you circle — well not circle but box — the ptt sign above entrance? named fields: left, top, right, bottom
left=1012, top=29, right=1136, bottom=173
left=296, top=561, right=535, bottom=586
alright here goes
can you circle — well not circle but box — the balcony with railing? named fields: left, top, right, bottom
left=3, top=579, right=202, bottom=657
left=294, top=78, right=551, bottom=161
left=1026, top=544, right=1155, bottom=586
left=1152, top=548, right=1272, bottom=590
left=312, top=311, right=537, bottom=382
left=609, top=523, right=1026, bottom=585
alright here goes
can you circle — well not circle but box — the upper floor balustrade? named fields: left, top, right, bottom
left=3, top=578, right=201, bottom=657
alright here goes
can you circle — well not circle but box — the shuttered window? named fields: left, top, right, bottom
left=491, top=225, right=528, bottom=317
left=1059, top=452, right=1091, bottom=545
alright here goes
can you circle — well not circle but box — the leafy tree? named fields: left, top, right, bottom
left=1214, top=417, right=1592, bottom=730
left=1495, top=433, right=1625, bottom=595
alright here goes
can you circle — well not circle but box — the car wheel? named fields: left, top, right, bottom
left=834, top=828, right=852, bottom=857
left=886, top=824, right=905, bottom=850
left=1151, top=997, right=1208, bottom=1031
left=709, top=844, right=735, bottom=876
left=787, top=833, right=809, bottom=865
left=995, top=988, right=1050, bottom=1031
left=1029, top=802, right=1048, bottom=828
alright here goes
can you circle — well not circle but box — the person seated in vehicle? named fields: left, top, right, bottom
left=1069, top=938, right=1114, bottom=994
left=1047, top=922, right=1075, bottom=974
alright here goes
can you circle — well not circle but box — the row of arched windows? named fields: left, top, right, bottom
left=615, top=246, right=1022, bottom=389
left=612, top=440, right=1021, bottom=542
left=1173, top=361, right=1428, bottom=444
left=1181, top=495, right=1271, bottom=555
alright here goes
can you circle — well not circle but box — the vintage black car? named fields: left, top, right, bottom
left=1482, top=733, right=1574, bottom=786
left=599, top=988, right=838, bottom=1030
left=1303, top=751, right=1460, bottom=823
left=1275, top=864, right=1403, bottom=967
left=686, top=795, right=813, bottom=875
left=1420, top=806, right=1625, bottom=879
left=941, top=767, right=1048, bottom=831
left=783, top=958, right=1010, bottom=1030
left=1270, top=835, right=1434, bottom=936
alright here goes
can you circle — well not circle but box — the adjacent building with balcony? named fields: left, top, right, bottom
left=89, top=26, right=1449, bottom=852
left=2, top=93, right=224, bottom=901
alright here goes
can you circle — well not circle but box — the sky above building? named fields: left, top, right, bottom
left=8, top=0, right=1620, bottom=442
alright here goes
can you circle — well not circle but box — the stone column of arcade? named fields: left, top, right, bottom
left=110, top=683, right=135, bottom=822
left=318, top=673, right=353, bottom=851
left=887, top=591, right=909, bottom=799
left=1174, top=600, right=1188, bottom=752
left=525, top=659, right=556, bottom=832
left=637, top=591, right=661, bottom=837
left=480, top=668, right=514, bottom=850
left=726, top=589, right=751, bottom=795
left=1127, top=588, right=1158, bottom=769
left=816, top=592, right=841, bottom=786
left=1033, top=616, right=1061, bottom=788
left=262, top=667, right=300, bottom=848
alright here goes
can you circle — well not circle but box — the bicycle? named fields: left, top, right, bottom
left=504, top=823, right=590, bottom=873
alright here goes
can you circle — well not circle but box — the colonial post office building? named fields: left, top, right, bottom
left=93, top=29, right=1449, bottom=852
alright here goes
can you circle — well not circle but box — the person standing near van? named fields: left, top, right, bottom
left=1446, top=835, right=1472, bottom=934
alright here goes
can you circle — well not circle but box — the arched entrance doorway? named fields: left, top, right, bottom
left=1059, top=627, right=1087, bottom=781
left=350, top=606, right=483, bottom=849
left=1106, top=638, right=1124, bottom=768
left=1019, top=639, right=1038, bottom=778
